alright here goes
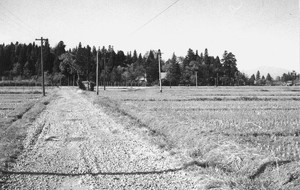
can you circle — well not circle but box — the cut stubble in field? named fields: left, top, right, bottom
left=0, top=89, right=56, bottom=184
left=89, top=86, right=300, bottom=189
left=1, top=86, right=299, bottom=189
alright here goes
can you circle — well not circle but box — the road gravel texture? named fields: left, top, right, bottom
left=3, top=88, right=203, bottom=190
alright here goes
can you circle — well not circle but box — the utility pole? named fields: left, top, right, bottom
left=195, top=71, right=198, bottom=87
left=35, top=37, right=47, bottom=96
left=103, top=51, right=106, bottom=91
left=158, top=49, right=162, bottom=93
left=96, top=47, right=99, bottom=95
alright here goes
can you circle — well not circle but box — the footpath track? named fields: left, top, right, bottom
left=3, top=88, right=202, bottom=189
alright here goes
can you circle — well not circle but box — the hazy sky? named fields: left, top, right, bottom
left=0, top=0, right=299, bottom=72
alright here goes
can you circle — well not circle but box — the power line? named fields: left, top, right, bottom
left=132, top=0, right=181, bottom=34
left=0, top=11, right=29, bottom=33
left=0, top=2, right=35, bottom=33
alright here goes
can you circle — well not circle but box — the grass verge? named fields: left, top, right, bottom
left=91, top=96, right=174, bottom=151
left=0, top=91, right=56, bottom=186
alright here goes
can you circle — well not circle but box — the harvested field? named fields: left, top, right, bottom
left=0, top=86, right=55, bottom=183
left=1, top=86, right=299, bottom=189
left=0, top=87, right=42, bottom=118
left=89, top=86, right=300, bottom=189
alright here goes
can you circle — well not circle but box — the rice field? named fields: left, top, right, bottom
left=0, top=86, right=43, bottom=118
left=94, top=86, right=300, bottom=162
left=0, top=85, right=299, bottom=188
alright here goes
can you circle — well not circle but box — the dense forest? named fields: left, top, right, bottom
left=0, top=41, right=298, bottom=86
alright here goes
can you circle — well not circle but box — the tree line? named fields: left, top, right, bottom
left=0, top=41, right=297, bottom=86
left=247, top=70, right=299, bottom=86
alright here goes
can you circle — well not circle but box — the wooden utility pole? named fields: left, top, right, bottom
left=96, top=47, right=99, bottom=95
left=35, top=37, right=47, bottom=96
left=103, top=51, right=106, bottom=91
left=195, top=71, right=198, bottom=87
left=158, top=49, right=162, bottom=93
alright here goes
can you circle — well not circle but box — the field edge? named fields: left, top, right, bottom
left=0, top=90, right=57, bottom=186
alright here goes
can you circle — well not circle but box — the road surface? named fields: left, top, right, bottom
left=3, top=88, right=202, bottom=189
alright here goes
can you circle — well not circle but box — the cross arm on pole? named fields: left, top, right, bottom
left=35, top=37, right=48, bottom=96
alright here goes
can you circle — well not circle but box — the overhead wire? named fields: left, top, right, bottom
left=0, top=2, right=35, bottom=34
left=0, top=13, right=35, bottom=41
left=0, top=11, right=27, bottom=32
left=131, top=0, right=181, bottom=34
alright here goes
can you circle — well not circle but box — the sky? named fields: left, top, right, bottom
left=0, top=0, right=299, bottom=73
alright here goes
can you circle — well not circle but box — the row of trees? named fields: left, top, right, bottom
left=280, top=71, right=298, bottom=83
left=248, top=71, right=274, bottom=86
left=165, top=49, right=240, bottom=86
left=0, top=41, right=61, bottom=82
left=247, top=70, right=299, bottom=86
left=0, top=41, right=243, bottom=86
left=2, top=41, right=295, bottom=86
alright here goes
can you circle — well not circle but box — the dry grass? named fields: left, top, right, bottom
left=0, top=88, right=56, bottom=186
left=87, top=86, right=300, bottom=189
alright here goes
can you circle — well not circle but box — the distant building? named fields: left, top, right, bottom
left=82, top=81, right=95, bottom=91
left=136, top=75, right=147, bottom=83
left=294, top=78, right=300, bottom=86
left=286, top=81, right=293, bottom=86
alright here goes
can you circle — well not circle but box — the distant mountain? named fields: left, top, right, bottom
left=241, top=66, right=290, bottom=78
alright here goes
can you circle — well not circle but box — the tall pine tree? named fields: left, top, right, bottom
left=166, top=53, right=181, bottom=86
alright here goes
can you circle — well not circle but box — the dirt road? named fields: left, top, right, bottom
left=3, top=88, right=202, bottom=189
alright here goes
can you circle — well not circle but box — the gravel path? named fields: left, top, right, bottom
left=3, top=88, right=202, bottom=189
